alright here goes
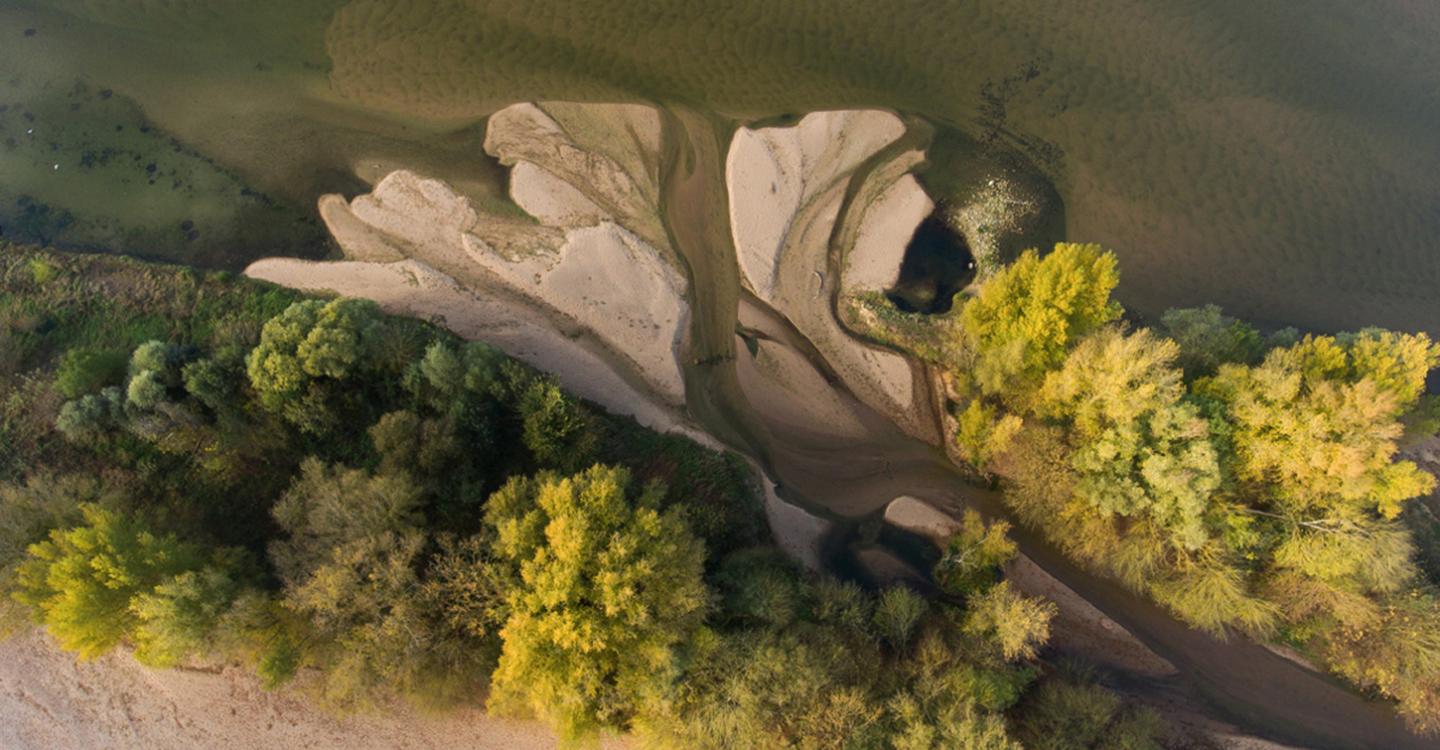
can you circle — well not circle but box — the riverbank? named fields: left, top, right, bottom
left=0, top=631, right=626, bottom=750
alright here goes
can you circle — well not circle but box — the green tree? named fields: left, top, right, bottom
left=1159, top=305, right=1265, bottom=378
left=872, top=587, right=928, bottom=651
left=268, top=459, right=423, bottom=585
left=962, top=581, right=1055, bottom=661
left=956, top=243, right=1122, bottom=405
left=270, top=460, right=487, bottom=706
left=0, top=475, right=117, bottom=633
left=54, top=386, right=125, bottom=442
left=368, top=410, right=460, bottom=476
left=131, top=559, right=245, bottom=667
left=181, top=356, right=238, bottom=412
left=485, top=465, right=707, bottom=740
left=1039, top=328, right=1221, bottom=550
left=1013, top=674, right=1163, bottom=750
left=934, top=510, right=1017, bottom=596
left=643, top=625, right=885, bottom=750
left=245, top=299, right=381, bottom=431
left=1199, top=332, right=1438, bottom=521
left=955, top=400, right=1023, bottom=471
left=519, top=378, right=596, bottom=470
left=13, top=504, right=203, bottom=658
left=712, top=548, right=805, bottom=628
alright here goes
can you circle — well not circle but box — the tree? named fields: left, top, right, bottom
left=0, top=475, right=118, bottom=633
left=1199, top=332, right=1438, bottom=521
left=962, top=582, right=1055, bottom=661
left=888, top=626, right=1031, bottom=749
left=1012, top=673, right=1163, bottom=750
left=956, top=243, right=1122, bottom=405
left=1039, top=328, right=1221, bottom=550
left=268, top=459, right=424, bottom=585
left=269, top=459, right=487, bottom=707
left=642, top=625, right=886, bottom=750
left=131, top=559, right=245, bottom=667
left=712, top=548, right=805, bottom=628
left=245, top=298, right=381, bottom=431
left=934, top=510, right=1017, bottom=596
left=954, top=400, right=1023, bottom=471
left=182, top=356, right=238, bottom=412
left=519, top=378, right=596, bottom=470
left=1159, top=305, right=1265, bottom=378
left=872, top=587, right=928, bottom=651
left=13, top=504, right=204, bottom=658
left=368, top=410, right=460, bottom=477
left=484, top=464, right=707, bottom=739
left=54, top=386, right=124, bottom=442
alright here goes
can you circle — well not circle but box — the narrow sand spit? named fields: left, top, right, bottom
left=725, top=111, right=932, bottom=441
left=0, top=631, right=626, bottom=750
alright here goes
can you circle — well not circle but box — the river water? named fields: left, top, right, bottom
left=4, top=3, right=1439, bottom=747
left=3, top=0, right=1438, bottom=332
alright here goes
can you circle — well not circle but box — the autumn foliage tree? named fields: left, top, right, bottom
left=484, top=465, right=707, bottom=740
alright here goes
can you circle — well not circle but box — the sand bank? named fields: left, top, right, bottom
left=844, top=173, right=933, bottom=292
left=725, top=111, right=931, bottom=441
left=0, top=630, right=625, bottom=750
left=252, top=104, right=693, bottom=426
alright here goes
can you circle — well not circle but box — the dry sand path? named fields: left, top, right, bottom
left=0, top=631, right=625, bottom=750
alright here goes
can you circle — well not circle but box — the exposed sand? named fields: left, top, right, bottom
left=882, top=494, right=963, bottom=539
left=254, top=103, right=693, bottom=416
left=843, top=173, right=933, bottom=291
left=755, top=471, right=832, bottom=573
left=0, top=630, right=625, bottom=750
left=485, top=102, right=669, bottom=254
left=727, top=109, right=904, bottom=300
left=726, top=111, right=931, bottom=441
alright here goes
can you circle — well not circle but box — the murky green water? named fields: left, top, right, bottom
left=2, top=0, right=1437, bottom=333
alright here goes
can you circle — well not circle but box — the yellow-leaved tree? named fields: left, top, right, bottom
left=485, top=464, right=707, bottom=742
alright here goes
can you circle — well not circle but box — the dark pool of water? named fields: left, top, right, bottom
left=885, top=214, right=976, bottom=314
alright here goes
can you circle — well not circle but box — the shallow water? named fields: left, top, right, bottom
left=2, top=0, right=1437, bottom=328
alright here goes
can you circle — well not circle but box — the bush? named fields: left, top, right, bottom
left=873, top=587, right=928, bottom=652
left=934, top=510, right=1017, bottom=596
left=13, top=504, right=205, bottom=658
left=54, top=348, right=128, bottom=398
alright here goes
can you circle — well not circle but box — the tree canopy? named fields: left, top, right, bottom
left=484, top=464, right=708, bottom=739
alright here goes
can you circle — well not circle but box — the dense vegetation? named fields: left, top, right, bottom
left=0, top=246, right=1164, bottom=748
left=887, top=242, right=1440, bottom=731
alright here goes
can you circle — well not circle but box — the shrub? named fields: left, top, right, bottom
left=13, top=504, right=204, bottom=658
left=934, top=510, right=1017, bottom=596
left=54, top=348, right=128, bottom=399
left=873, top=587, right=928, bottom=652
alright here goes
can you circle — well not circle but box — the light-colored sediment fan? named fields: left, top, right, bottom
left=247, top=103, right=935, bottom=443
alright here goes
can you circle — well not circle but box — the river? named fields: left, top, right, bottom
left=5, top=3, right=1440, bottom=748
